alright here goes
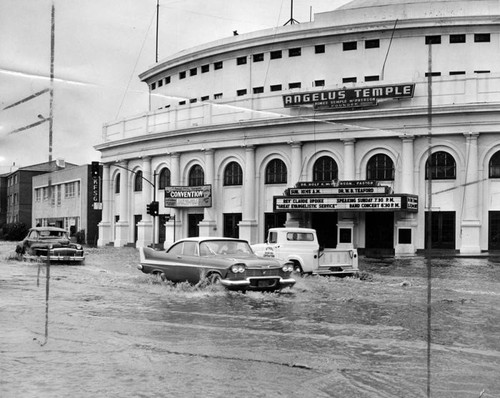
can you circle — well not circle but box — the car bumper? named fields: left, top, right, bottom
left=38, top=254, right=85, bottom=262
left=220, top=276, right=296, bottom=290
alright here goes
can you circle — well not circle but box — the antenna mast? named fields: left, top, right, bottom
left=155, top=0, right=159, bottom=63
left=284, top=0, right=299, bottom=25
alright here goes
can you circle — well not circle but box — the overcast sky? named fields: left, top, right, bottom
left=0, top=0, right=351, bottom=172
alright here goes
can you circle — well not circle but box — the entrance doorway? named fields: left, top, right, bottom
left=188, top=213, right=204, bottom=237
left=425, top=211, right=456, bottom=250
left=264, top=212, right=286, bottom=241
left=224, top=213, right=242, bottom=238
left=311, top=213, right=338, bottom=249
left=365, top=212, right=394, bottom=256
left=488, top=211, right=500, bottom=251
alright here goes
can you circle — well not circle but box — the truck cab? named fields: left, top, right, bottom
left=252, top=227, right=358, bottom=276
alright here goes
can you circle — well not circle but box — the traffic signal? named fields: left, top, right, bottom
left=91, top=161, right=100, bottom=177
left=146, top=203, right=151, bottom=215
left=150, top=201, right=159, bottom=216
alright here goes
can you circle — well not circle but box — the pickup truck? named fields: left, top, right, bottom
left=252, top=227, right=358, bottom=276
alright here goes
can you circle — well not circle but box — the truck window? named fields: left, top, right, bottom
left=286, top=232, right=314, bottom=241
left=269, top=231, right=278, bottom=243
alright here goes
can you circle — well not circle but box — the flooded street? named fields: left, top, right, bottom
left=1, top=242, right=500, bottom=398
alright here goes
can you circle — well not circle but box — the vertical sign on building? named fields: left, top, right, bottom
left=91, top=161, right=102, bottom=210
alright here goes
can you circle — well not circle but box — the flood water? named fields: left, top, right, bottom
left=1, top=243, right=499, bottom=398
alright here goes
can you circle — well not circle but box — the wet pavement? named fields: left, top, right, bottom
left=1, top=242, right=499, bottom=398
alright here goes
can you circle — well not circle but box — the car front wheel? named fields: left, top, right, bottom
left=207, top=273, right=221, bottom=285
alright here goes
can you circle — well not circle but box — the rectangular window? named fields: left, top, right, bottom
left=151, top=82, right=156, bottom=90
left=237, top=89, right=247, bottom=96
left=474, top=33, right=490, bottom=42
left=179, top=100, right=186, bottom=105
left=201, top=95, right=209, bottom=101
left=165, top=76, right=171, bottom=84
left=425, top=35, right=441, bottom=44
left=253, top=53, right=264, bottom=62
left=179, top=71, right=186, bottom=79
left=365, top=39, right=380, bottom=48
left=474, top=70, right=490, bottom=74
left=270, top=50, right=282, bottom=59
left=288, top=82, right=301, bottom=89
left=201, top=64, right=210, bottom=73
left=157, top=79, right=163, bottom=87
left=270, top=84, right=282, bottom=92
left=425, top=72, right=441, bottom=77
left=342, top=77, right=357, bottom=83
left=450, top=34, right=466, bottom=43
left=190, top=68, right=197, bottom=76
left=343, top=41, right=357, bottom=51
left=214, top=93, right=223, bottom=99
left=35, top=188, right=41, bottom=202
left=253, top=86, right=264, bottom=94
left=236, top=56, right=247, bottom=65
left=288, top=48, right=301, bottom=57
left=449, top=71, right=466, bottom=75
left=214, top=61, right=223, bottom=70
left=314, top=80, right=325, bottom=87
left=189, top=98, right=197, bottom=103
left=315, top=44, right=325, bottom=54
left=365, top=75, right=380, bottom=81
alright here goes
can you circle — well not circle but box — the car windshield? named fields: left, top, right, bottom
left=199, top=240, right=253, bottom=257
left=39, top=230, right=68, bottom=239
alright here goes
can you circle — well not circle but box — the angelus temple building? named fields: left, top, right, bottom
left=95, top=0, right=500, bottom=255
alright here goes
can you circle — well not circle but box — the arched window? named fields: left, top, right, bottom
left=189, top=165, right=204, bottom=186
left=134, top=171, right=143, bottom=191
left=158, top=167, right=171, bottom=189
left=426, top=151, right=456, bottom=180
left=115, top=173, right=120, bottom=194
left=313, top=156, right=338, bottom=182
left=224, top=161, right=243, bottom=186
left=367, top=154, right=395, bottom=180
left=489, top=151, right=500, bottom=178
left=265, top=159, right=287, bottom=184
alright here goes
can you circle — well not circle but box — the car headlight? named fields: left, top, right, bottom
left=230, top=264, right=246, bottom=273
left=75, top=244, right=82, bottom=250
left=282, top=263, right=294, bottom=273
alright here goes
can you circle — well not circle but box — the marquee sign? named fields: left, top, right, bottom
left=282, top=83, right=415, bottom=110
left=164, top=185, right=212, bottom=208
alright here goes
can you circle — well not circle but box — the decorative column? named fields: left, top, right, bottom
left=239, top=145, right=258, bottom=243
left=460, top=132, right=481, bottom=254
left=337, top=139, right=357, bottom=248
left=136, top=156, right=153, bottom=248
left=199, top=149, right=217, bottom=237
left=396, top=135, right=417, bottom=256
left=164, top=153, right=180, bottom=247
left=114, top=160, right=130, bottom=247
left=97, top=164, right=111, bottom=246
left=342, top=139, right=356, bottom=180
left=286, top=142, right=303, bottom=228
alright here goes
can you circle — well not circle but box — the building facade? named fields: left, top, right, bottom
left=95, top=0, right=500, bottom=254
left=32, top=164, right=102, bottom=245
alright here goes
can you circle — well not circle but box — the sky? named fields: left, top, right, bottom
left=0, top=0, right=351, bottom=173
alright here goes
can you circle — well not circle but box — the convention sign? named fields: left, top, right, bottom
left=282, top=83, right=415, bottom=109
left=164, top=185, right=212, bottom=208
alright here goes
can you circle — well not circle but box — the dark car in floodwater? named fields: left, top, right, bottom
left=138, top=237, right=296, bottom=291
left=15, top=227, right=85, bottom=263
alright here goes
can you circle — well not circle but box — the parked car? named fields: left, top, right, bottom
left=138, top=237, right=296, bottom=291
left=15, top=227, right=85, bottom=263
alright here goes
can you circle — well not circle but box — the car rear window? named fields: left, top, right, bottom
left=286, top=232, right=314, bottom=241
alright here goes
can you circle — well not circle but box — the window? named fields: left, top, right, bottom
left=134, top=171, right=143, bottom=192
left=474, top=33, right=490, bottom=42
left=450, top=34, right=466, bottom=43
left=179, top=71, right=186, bottom=79
left=265, top=159, right=287, bottom=184
left=236, top=56, right=247, bottom=65
left=201, top=95, right=209, bottom=101
left=253, top=86, right=264, bottom=94
left=449, top=71, right=466, bottom=75
left=288, top=82, right=301, bottom=89
left=158, top=167, right=171, bottom=189
left=343, top=41, right=357, bottom=51
left=315, top=44, right=325, bottom=54
left=314, top=80, right=325, bottom=87
left=425, top=35, right=441, bottom=44
left=236, top=89, right=247, bottom=96
left=179, top=100, right=186, bottom=105
left=201, top=64, right=210, bottom=73
left=426, top=151, right=456, bottom=180
left=158, top=79, right=163, bottom=87
left=425, top=72, right=441, bottom=77
left=365, top=75, right=380, bottom=81
left=489, top=151, right=500, bottom=178
left=253, top=53, right=264, bottom=62
left=165, top=76, right=171, bottom=84
left=189, top=98, right=197, bottom=103
left=190, top=68, right=197, bottom=76
left=35, top=188, right=41, bottom=202
left=151, top=82, right=156, bottom=90
left=224, top=161, right=243, bottom=186
left=365, top=39, right=380, bottom=48
left=189, top=165, right=204, bottom=186
left=270, top=50, right=282, bottom=59
left=367, top=154, right=395, bottom=180
left=214, top=93, right=223, bottom=99
left=270, top=84, right=282, bottom=92
left=313, top=156, right=338, bottom=182
left=474, top=70, right=490, bottom=74
left=288, top=48, right=301, bottom=57
left=65, top=182, right=76, bottom=198
left=214, top=61, right=223, bottom=70
left=115, top=173, right=120, bottom=194
left=342, top=77, right=357, bottom=83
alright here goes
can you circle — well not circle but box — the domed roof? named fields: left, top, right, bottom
left=316, top=0, right=499, bottom=25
